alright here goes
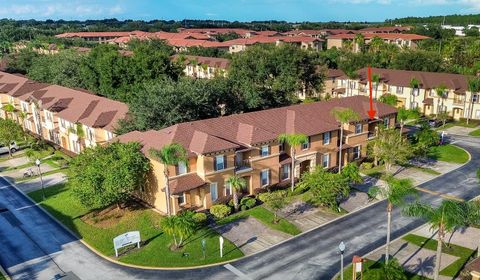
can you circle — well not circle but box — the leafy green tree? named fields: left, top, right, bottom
left=0, top=119, right=24, bottom=157
left=1, top=104, right=15, bottom=120
left=69, top=142, right=150, bottom=209
left=397, top=108, right=409, bottom=136
left=332, top=108, right=360, bottom=173
left=278, top=133, right=308, bottom=191
left=369, top=176, right=417, bottom=264
left=368, top=126, right=412, bottom=173
left=160, top=210, right=196, bottom=250
left=467, top=77, right=480, bottom=124
left=341, top=162, right=362, bottom=184
left=262, top=190, right=288, bottom=223
left=391, top=49, right=444, bottom=72
left=403, top=200, right=466, bottom=280
left=379, top=94, right=398, bottom=106
left=413, top=124, right=440, bottom=157
left=435, top=84, right=448, bottom=115
left=226, top=175, right=247, bottom=212
left=299, top=166, right=350, bottom=210
left=149, top=143, right=188, bottom=216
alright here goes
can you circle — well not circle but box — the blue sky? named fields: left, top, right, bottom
left=0, top=0, right=479, bottom=22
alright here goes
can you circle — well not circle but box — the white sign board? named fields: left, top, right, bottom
left=113, top=231, right=141, bottom=257
left=355, top=262, right=362, bottom=273
left=219, top=236, right=224, bottom=258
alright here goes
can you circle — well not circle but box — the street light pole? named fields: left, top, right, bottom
left=339, top=241, right=346, bottom=280
left=35, top=159, right=45, bottom=200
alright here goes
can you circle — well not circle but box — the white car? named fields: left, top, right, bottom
left=0, top=142, right=19, bottom=155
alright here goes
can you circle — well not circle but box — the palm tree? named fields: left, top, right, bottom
left=369, top=176, right=417, bottom=264
left=397, top=108, right=409, bottom=137
left=466, top=77, right=480, bottom=124
left=464, top=200, right=480, bottom=257
left=18, top=111, right=28, bottom=141
left=332, top=108, right=360, bottom=174
left=160, top=211, right=196, bottom=250
left=346, top=71, right=359, bottom=97
left=226, top=175, right=246, bottom=212
left=354, top=33, right=365, bottom=53
left=435, top=84, right=448, bottom=116
left=2, top=104, right=15, bottom=120
left=372, top=73, right=380, bottom=100
left=149, top=143, right=188, bottom=216
left=278, top=133, right=308, bottom=192
left=403, top=199, right=466, bottom=280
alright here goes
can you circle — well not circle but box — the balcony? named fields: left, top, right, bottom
left=453, top=98, right=465, bottom=106
left=235, top=159, right=252, bottom=174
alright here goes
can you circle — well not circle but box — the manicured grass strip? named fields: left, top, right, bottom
left=29, top=184, right=243, bottom=267
left=411, top=166, right=441, bottom=176
left=3, top=161, right=34, bottom=171
left=469, top=129, right=480, bottom=137
left=338, top=258, right=429, bottom=280
left=428, top=144, right=469, bottom=164
left=403, top=234, right=475, bottom=278
left=217, top=206, right=302, bottom=236
left=16, top=168, right=66, bottom=183
left=360, top=164, right=385, bottom=179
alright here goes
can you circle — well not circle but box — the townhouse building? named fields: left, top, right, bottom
left=0, top=71, right=128, bottom=154
left=172, top=55, right=230, bottom=79
left=117, top=96, right=397, bottom=214
left=331, top=67, right=480, bottom=120
left=327, top=33, right=430, bottom=52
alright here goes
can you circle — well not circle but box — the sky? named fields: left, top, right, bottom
left=0, top=0, right=479, bottom=22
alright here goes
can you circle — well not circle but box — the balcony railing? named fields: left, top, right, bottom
left=235, top=159, right=252, bottom=173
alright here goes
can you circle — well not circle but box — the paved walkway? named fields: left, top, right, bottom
left=2, top=164, right=57, bottom=181
left=279, top=200, right=340, bottom=232
left=443, top=126, right=479, bottom=136
left=215, top=217, right=291, bottom=255
left=15, top=172, right=67, bottom=193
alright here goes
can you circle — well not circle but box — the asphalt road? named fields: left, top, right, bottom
left=0, top=135, right=478, bottom=280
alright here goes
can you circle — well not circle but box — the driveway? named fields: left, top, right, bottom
left=0, top=135, right=478, bottom=280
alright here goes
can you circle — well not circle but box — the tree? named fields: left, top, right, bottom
left=413, top=124, right=440, bottom=157
left=437, top=111, right=449, bottom=127
left=397, top=108, right=409, bottom=137
left=332, top=108, right=360, bottom=173
left=262, top=191, right=288, bottom=223
left=369, top=176, right=417, bottom=264
left=379, top=94, right=398, bottom=106
left=403, top=200, right=466, bottom=280
left=300, top=167, right=350, bottom=210
left=2, top=104, right=15, bottom=120
left=160, top=210, right=196, bottom=250
left=435, top=84, right=448, bottom=115
left=69, top=142, right=150, bottom=209
left=368, top=126, right=412, bottom=173
left=278, top=133, right=308, bottom=191
left=467, top=77, right=480, bottom=124
left=149, top=143, right=188, bottom=216
left=464, top=200, right=480, bottom=257
left=354, top=33, right=365, bottom=53
left=226, top=175, right=247, bottom=212
left=372, top=73, right=380, bottom=100
left=0, top=119, right=24, bottom=157
left=341, top=162, right=362, bottom=184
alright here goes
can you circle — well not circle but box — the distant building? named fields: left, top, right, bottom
left=441, top=25, right=480, bottom=36
left=172, top=55, right=230, bottom=79
left=327, top=33, right=430, bottom=52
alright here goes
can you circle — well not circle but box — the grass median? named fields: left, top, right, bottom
left=428, top=144, right=469, bottom=164
left=28, top=184, right=244, bottom=267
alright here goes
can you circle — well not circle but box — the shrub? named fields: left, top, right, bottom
left=240, top=205, right=247, bottom=211
left=192, top=212, right=207, bottom=225
left=240, top=197, right=256, bottom=209
left=361, top=162, right=373, bottom=170
left=209, top=204, right=231, bottom=219
left=341, top=162, right=362, bottom=184
left=257, top=192, right=270, bottom=203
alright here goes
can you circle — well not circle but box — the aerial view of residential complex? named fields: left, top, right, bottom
left=1, top=1, right=480, bottom=280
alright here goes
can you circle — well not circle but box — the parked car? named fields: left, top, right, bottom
left=0, top=142, right=19, bottom=155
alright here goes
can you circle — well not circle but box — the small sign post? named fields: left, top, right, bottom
left=352, top=255, right=364, bottom=280
left=201, top=239, right=206, bottom=259
left=219, top=236, right=224, bottom=258
left=113, top=231, right=141, bottom=257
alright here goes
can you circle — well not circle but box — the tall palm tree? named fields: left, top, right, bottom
left=464, top=200, right=480, bottom=257
left=149, top=143, right=188, bottom=216
left=372, top=73, right=380, bottom=100
left=2, top=104, right=15, bottom=120
left=397, top=108, right=409, bottom=137
left=369, top=176, right=417, bottom=264
left=466, top=77, right=480, bottom=124
left=354, top=33, right=365, bottom=53
left=226, top=175, right=246, bottom=212
left=435, top=84, right=448, bottom=116
left=409, top=78, right=420, bottom=109
left=403, top=199, right=466, bottom=280
left=278, top=133, right=308, bottom=192
left=332, top=108, right=360, bottom=174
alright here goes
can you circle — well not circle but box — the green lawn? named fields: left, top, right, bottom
left=28, top=184, right=244, bottom=267
left=438, top=119, right=480, bottom=130
left=360, top=164, right=385, bottom=179
left=428, top=144, right=470, bottom=164
left=403, top=234, right=475, bottom=278
left=217, top=206, right=302, bottom=236
left=338, top=258, right=429, bottom=280
left=469, top=129, right=480, bottom=137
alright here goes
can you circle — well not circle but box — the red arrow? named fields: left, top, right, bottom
left=367, top=66, right=376, bottom=120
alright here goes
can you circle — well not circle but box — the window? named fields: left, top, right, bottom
left=411, top=88, right=419, bottom=96
left=410, top=102, right=418, bottom=109
left=353, top=146, right=361, bottom=159
left=214, top=155, right=225, bottom=171
left=322, top=154, right=330, bottom=168
left=323, top=132, right=331, bottom=145
left=21, top=102, right=28, bottom=112
left=178, top=192, right=185, bottom=205
left=383, top=117, right=390, bottom=127
left=106, top=131, right=114, bottom=140
left=396, top=86, right=403, bottom=95
left=86, top=127, right=95, bottom=141
left=279, top=142, right=285, bottom=152
left=301, top=137, right=310, bottom=150
left=476, top=110, right=480, bottom=119
left=349, top=81, right=356, bottom=89
left=260, top=169, right=270, bottom=187
left=260, top=145, right=269, bottom=157
left=225, top=183, right=232, bottom=196
left=177, top=161, right=187, bottom=175
left=280, top=164, right=290, bottom=180
left=210, top=183, right=218, bottom=201
left=60, top=119, right=66, bottom=129
left=473, top=94, right=479, bottom=103
left=355, top=123, right=363, bottom=134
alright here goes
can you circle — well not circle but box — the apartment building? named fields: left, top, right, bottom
left=327, top=33, right=430, bottom=52
left=359, top=26, right=411, bottom=34
left=0, top=71, right=128, bottom=154
left=332, top=67, right=480, bottom=120
left=117, top=96, right=397, bottom=214
left=56, top=31, right=147, bottom=42
left=172, top=55, right=230, bottom=79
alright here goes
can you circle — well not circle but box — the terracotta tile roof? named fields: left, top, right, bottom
left=328, top=33, right=430, bottom=40
left=55, top=31, right=147, bottom=38
left=0, top=71, right=128, bottom=132
left=170, top=173, right=206, bottom=195
left=327, top=69, right=346, bottom=79
left=171, top=55, right=230, bottom=69
left=117, top=96, right=397, bottom=156
left=252, top=31, right=281, bottom=37
left=360, top=26, right=411, bottom=33
left=177, top=28, right=254, bottom=36
left=349, top=67, right=471, bottom=93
